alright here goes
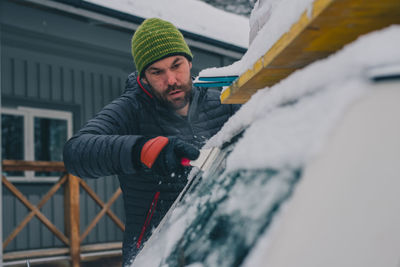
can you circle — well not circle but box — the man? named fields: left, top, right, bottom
left=63, top=18, right=239, bottom=265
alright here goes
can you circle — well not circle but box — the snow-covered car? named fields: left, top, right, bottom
left=130, top=26, right=400, bottom=267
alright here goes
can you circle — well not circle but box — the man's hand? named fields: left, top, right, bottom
left=133, top=136, right=200, bottom=176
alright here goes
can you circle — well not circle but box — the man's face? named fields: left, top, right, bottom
left=142, top=55, right=193, bottom=112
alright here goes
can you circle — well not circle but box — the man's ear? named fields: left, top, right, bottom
left=189, top=61, right=192, bottom=70
left=141, top=75, right=149, bottom=84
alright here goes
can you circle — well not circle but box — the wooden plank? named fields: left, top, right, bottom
left=3, top=248, right=70, bottom=260
left=85, top=179, right=97, bottom=243
left=7, top=175, right=67, bottom=248
left=80, top=242, right=122, bottom=253
left=2, top=160, right=66, bottom=172
left=96, top=175, right=107, bottom=243
left=79, top=179, right=124, bottom=243
left=112, top=178, right=125, bottom=240
left=28, top=197, right=40, bottom=249
left=2, top=176, right=70, bottom=247
left=14, top=188, right=28, bottom=250
left=105, top=177, right=114, bottom=240
left=2, top=242, right=121, bottom=261
left=80, top=250, right=122, bottom=261
left=41, top=189, right=54, bottom=248
left=80, top=179, right=125, bottom=231
left=64, top=174, right=81, bottom=267
left=53, top=189, right=65, bottom=247
left=3, top=186, right=17, bottom=250
left=221, top=0, right=400, bottom=103
left=80, top=188, right=123, bottom=243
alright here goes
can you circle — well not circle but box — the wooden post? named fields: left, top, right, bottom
left=65, top=174, right=81, bottom=267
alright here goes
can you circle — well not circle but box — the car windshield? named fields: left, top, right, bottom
left=133, top=131, right=302, bottom=267
left=166, top=169, right=301, bottom=266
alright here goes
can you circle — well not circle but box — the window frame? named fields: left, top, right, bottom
left=1, top=106, right=72, bottom=183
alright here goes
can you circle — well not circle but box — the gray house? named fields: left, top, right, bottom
left=0, top=0, right=246, bottom=265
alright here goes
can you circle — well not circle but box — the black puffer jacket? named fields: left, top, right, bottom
left=63, top=72, right=239, bottom=262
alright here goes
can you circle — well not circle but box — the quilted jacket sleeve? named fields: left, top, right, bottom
left=63, top=94, right=142, bottom=178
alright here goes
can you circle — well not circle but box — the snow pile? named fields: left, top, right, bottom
left=207, top=25, right=400, bottom=171
left=249, top=0, right=277, bottom=45
left=199, top=0, right=314, bottom=77
left=84, top=0, right=249, bottom=48
left=132, top=22, right=400, bottom=267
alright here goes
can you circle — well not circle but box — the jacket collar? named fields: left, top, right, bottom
left=136, top=74, right=154, bottom=99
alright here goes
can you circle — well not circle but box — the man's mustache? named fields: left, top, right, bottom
left=166, top=85, right=184, bottom=94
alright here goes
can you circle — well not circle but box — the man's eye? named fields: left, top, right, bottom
left=152, top=71, right=162, bottom=75
left=172, top=63, right=181, bottom=69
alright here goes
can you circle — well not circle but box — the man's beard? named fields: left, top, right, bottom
left=149, top=79, right=193, bottom=111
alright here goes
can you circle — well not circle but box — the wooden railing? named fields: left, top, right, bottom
left=1, top=160, right=125, bottom=267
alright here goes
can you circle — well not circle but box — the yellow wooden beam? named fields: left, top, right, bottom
left=221, top=0, right=400, bottom=104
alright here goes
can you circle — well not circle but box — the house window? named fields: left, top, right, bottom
left=1, top=107, right=72, bottom=182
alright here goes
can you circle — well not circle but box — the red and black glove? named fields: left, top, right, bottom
left=132, top=136, right=200, bottom=177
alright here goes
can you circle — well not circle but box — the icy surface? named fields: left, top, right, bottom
left=132, top=22, right=400, bottom=267
left=84, top=0, right=249, bottom=48
left=199, top=0, right=314, bottom=77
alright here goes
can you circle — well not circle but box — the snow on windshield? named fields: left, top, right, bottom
left=132, top=22, right=400, bottom=267
left=83, top=0, right=249, bottom=49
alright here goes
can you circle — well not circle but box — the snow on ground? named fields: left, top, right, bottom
left=132, top=21, right=400, bottom=267
left=84, top=0, right=249, bottom=48
left=199, top=0, right=315, bottom=77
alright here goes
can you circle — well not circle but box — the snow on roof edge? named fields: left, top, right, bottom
left=80, top=0, right=249, bottom=50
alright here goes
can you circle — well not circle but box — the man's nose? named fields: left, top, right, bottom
left=166, top=70, right=177, bottom=85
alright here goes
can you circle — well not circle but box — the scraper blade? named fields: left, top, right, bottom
left=181, top=147, right=220, bottom=171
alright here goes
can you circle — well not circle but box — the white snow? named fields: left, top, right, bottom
left=132, top=24, right=400, bottom=267
left=83, top=0, right=249, bottom=48
left=249, top=0, right=276, bottom=45
left=241, top=84, right=400, bottom=267
left=199, top=0, right=315, bottom=77
left=207, top=25, right=400, bottom=172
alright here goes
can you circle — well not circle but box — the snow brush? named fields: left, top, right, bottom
left=193, top=75, right=238, bottom=88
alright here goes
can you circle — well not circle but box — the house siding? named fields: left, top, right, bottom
left=1, top=0, right=244, bottom=253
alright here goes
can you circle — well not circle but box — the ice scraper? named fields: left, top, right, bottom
left=181, top=147, right=221, bottom=172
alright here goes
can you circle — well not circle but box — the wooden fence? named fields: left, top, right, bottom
left=1, top=160, right=125, bottom=267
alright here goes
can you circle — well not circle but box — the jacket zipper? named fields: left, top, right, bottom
left=136, top=191, right=160, bottom=249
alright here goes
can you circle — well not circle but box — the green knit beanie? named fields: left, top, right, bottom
left=131, top=18, right=193, bottom=76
